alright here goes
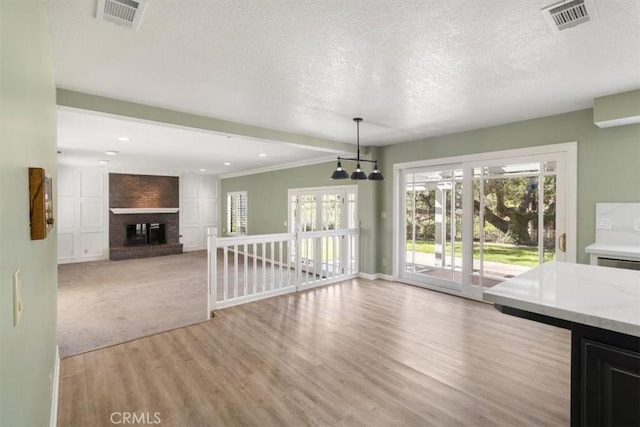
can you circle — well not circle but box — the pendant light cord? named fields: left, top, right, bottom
left=356, top=119, right=360, bottom=163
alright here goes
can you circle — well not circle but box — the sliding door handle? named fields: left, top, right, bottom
left=559, top=233, right=566, bottom=253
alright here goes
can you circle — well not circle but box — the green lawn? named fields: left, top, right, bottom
left=407, top=240, right=554, bottom=267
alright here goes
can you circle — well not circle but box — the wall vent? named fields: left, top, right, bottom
left=96, top=0, right=147, bottom=30
left=541, top=0, right=598, bottom=32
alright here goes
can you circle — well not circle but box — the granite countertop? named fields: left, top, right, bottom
left=483, top=261, right=640, bottom=337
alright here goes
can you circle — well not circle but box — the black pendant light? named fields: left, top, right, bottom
left=330, top=118, right=384, bottom=181
left=330, top=160, right=349, bottom=180
left=367, top=161, right=384, bottom=181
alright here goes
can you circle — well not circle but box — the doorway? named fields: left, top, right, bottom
left=289, top=185, right=357, bottom=276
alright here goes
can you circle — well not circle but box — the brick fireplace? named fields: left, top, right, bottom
left=109, top=173, right=183, bottom=260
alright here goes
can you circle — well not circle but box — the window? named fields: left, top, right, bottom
left=226, top=191, right=247, bottom=235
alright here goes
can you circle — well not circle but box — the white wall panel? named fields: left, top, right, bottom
left=182, top=202, right=199, bottom=224
left=80, top=232, right=104, bottom=257
left=201, top=175, right=217, bottom=199
left=80, top=200, right=104, bottom=228
left=80, top=170, right=104, bottom=198
left=57, top=169, right=74, bottom=197
left=57, top=166, right=108, bottom=263
left=57, top=233, right=75, bottom=259
left=58, top=199, right=75, bottom=229
left=181, top=175, right=199, bottom=198
left=180, top=174, right=218, bottom=251
left=180, top=226, right=202, bottom=249
left=200, top=202, right=216, bottom=223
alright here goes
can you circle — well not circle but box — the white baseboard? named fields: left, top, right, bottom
left=357, top=273, right=395, bottom=282
left=57, top=254, right=108, bottom=265
left=50, top=345, right=60, bottom=427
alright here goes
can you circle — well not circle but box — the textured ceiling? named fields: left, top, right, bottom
left=48, top=0, right=640, bottom=147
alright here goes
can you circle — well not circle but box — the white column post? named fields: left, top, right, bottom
left=206, top=227, right=218, bottom=317
left=435, top=187, right=446, bottom=267
left=296, top=230, right=303, bottom=290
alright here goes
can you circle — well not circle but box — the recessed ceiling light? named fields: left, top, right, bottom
left=117, top=137, right=130, bottom=142
left=259, top=153, right=267, bottom=157
left=200, top=168, right=206, bottom=172
left=224, top=162, right=231, bottom=166
left=105, top=150, right=119, bottom=155
left=98, top=160, right=109, bottom=165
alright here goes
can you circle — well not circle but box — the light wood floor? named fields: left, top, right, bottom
left=58, top=278, right=571, bottom=426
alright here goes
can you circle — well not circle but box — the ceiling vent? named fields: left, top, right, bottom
left=96, top=0, right=147, bottom=30
left=541, top=0, right=598, bottom=32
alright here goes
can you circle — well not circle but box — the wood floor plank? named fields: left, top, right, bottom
left=58, top=279, right=570, bottom=426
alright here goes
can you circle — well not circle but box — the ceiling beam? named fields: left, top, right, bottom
left=56, top=89, right=356, bottom=155
left=593, top=89, right=640, bottom=128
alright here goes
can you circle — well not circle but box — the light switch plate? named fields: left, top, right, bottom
left=596, top=218, right=612, bottom=230
left=13, top=269, right=22, bottom=326
left=634, top=219, right=640, bottom=232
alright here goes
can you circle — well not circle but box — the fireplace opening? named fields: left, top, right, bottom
left=125, top=223, right=166, bottom=246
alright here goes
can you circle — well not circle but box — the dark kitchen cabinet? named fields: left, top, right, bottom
left=572, top=324, right=640, bottom=427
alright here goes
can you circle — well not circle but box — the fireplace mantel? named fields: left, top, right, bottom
left=110, top=208, right=180, bottom=214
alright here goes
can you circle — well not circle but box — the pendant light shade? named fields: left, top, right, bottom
left=350, top=164, right=368, bottom=180
left=331, top=161, right=349, bottom=180
left=367, top=162, right=384, bottom=181
left=329, top=118, right=384, bottom=181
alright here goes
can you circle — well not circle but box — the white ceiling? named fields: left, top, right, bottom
left=48, top=0, right=640, bottom=172
left=57, top=109, right=334, bottom=175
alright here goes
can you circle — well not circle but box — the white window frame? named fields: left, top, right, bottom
left=226, top=191, right=247, bottom=235
left=287, top=185, right=358, bottom=233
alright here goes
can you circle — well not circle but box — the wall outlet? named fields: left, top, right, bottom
left=382, top=258, right=387, bottom=266
left=634, top=219, right=640, bottom=232
left=596, top=218, right=612, bottom=230
left=381, top=211, right=387, bottom=219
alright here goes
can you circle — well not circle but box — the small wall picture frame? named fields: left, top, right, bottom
left=29, top=167, right=55, bottom=240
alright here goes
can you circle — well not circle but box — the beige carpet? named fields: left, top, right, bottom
left=57, top=251, right=208, bottom=357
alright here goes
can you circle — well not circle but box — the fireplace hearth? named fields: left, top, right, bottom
left=109, top=212, right=182, bottom=260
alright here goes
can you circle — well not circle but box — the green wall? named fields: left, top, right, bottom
left=0, top=1, right=59, bottom=426
left=220, top=159, right=381, bottom=274
left=376, top=108, right=640, bottom=273
left=221, top=109, right=640, bottom=277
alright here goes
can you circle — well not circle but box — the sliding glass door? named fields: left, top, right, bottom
left=403, top=165, right=463, bottom=291
left=397, top=145, right=574, bottom=299
left=468, top=159, right=562, bottom=288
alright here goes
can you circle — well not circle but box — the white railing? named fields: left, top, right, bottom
left=207, top=228, right=359, bottom=313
